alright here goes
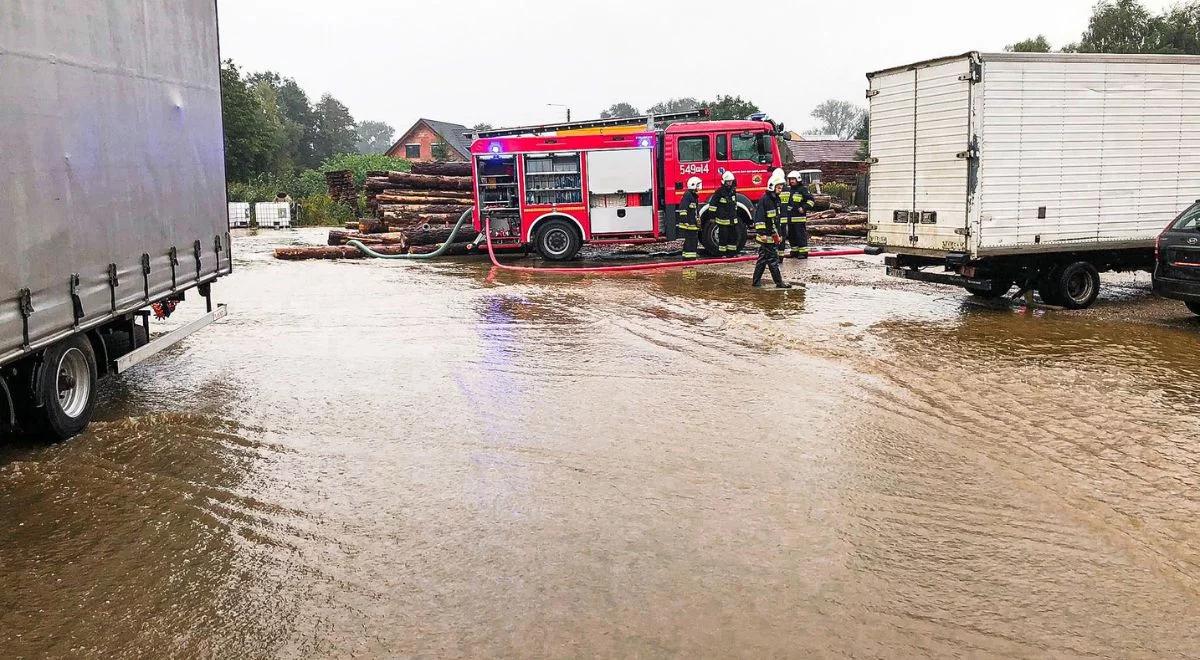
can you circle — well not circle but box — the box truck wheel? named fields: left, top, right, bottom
left=535, top=219, right=581, bottom=261
left=26, top=335, right=98, bottom=441
left=1050, top=261, right=1101, bottom=309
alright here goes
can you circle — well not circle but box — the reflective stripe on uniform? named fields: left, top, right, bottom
left=766, top=210, right=776, bottom=217
left=805, top=200, right=816, bottom=208
left=682, top=251, right=698, bottom=258
left=676, top=223, right=698, bottom=230
left=715, top=219, right=731, bottom=226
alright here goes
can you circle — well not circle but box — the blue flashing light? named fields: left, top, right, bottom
left=489, top=142, right=502, bottom=154
left=638, top=137, right=651, bottom=148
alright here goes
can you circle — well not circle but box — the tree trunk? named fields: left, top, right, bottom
left=404, top=226, right=480, bottom=247
left=379, top=212, right=464, bottom=225
left=376, top=203, right=469, bottom=215
left=411, top=161, right=472, bottom=177
left=384, top=171, right=472, bottom=191
left=375, top=194, right=474, bottom=206
left=807, top=225, right=866, bottom=236
left=358, top=218, right=386, bottom=234
left=406, top=241, right=478, bottom=256
left=273, top=245, right=409, bottom=260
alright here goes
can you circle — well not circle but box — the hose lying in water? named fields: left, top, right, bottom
left=484, top=217, right=864, bottom=273
left=347, top=208, right=473, bottom=259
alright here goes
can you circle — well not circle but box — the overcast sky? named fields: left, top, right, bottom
left=216, top=0, right=1177, bottom=136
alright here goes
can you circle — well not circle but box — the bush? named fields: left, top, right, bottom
left=227, top=169, right=325, bottom=203
left=821, top=181, right=854, bottom=205
left=319, top=153, right=412, bottom=185
left=294, top=194, right=356, bottom=227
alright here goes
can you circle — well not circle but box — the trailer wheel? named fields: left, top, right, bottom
left=26, top=335, right=98, bottom=441
left=1185, top=301, right=1200, bottom=316
left=535, top=218, right=581, bottom=261
left=1052, top=261, right=1101, bottom=309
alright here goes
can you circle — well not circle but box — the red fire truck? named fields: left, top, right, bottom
left=469, top=110, right=791, bottom=260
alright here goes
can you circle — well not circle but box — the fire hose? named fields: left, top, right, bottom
left=347, top=208, right=865, bottom=268
left=483, top=217, right=864, bottom=273
left=346, top=208, right=473, bottom=259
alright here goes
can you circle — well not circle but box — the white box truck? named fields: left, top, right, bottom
left=865, top=52, right=1200, bottom=308
left=1, top=0, right=230, bottom=440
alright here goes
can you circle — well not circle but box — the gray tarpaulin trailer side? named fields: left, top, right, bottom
left=0, top=0, right=230, bottom=439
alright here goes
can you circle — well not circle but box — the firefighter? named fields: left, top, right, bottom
left=708, top=171, right=740, bottom=257
left=677, top=177, right=702, bottom=260
left=784, top=170, right=816, bottom=258
left=751, top=170, right=791, bottom=288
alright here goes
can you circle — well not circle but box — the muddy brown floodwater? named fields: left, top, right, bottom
left=3, top=228, right=1200, bottom=657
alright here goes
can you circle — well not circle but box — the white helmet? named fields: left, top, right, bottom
left=787, top=170, right=802, bottom=181
left=768, top=170, right=787, bottom=189
left=687, top=176, right=702, bottom=191
left=721, top=171, right=736, bottom=183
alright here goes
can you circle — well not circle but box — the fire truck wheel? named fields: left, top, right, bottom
left=700, top=221, right=748, bottom=256
left=535, top=218, right=581, bottom=261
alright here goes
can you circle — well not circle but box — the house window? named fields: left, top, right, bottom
left=677, top=136, right=710, bottom=163
left=404, top=144, right=421, bottom=159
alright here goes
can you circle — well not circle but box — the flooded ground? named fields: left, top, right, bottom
left=3, top=227, right=1199, bottom=657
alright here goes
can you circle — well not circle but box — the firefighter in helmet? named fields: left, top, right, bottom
left=784, top=170, right=816, bottom=258
left=751, top=170, right=791, bottom=288
left=707, top=171, right=740, bottom=257
left=677, top=177, right=702, bottom=260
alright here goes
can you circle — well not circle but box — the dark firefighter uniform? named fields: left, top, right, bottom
left=751, top=189, right=788, bottom=288
left=783, top=180, right=816, bottom=258
left=708, top=181, right=739, bottom=257
left=676, top=189, right=700, bottom=260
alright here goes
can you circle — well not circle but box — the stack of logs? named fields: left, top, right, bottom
left=276, top=161, right=481, bottom=260
left=365, top=161, right=473, bottom=226
left=324, top=169, right=359, bottom=214
left=805, top=195, right=868, bottom=237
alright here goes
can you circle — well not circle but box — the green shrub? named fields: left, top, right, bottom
left=294, top=194, right=356, bottom=227
left=319, top=153, right=412, bottom=185
left=821, top=181, right=854, bottom=205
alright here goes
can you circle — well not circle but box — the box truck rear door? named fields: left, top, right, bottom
left=911, top=58, right=972, bottom=252
left=866, top=68, right=917, bottom=250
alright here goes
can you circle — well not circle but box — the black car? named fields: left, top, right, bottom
left=1153, top=200, right=1200, bottom=315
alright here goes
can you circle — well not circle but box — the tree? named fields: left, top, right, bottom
left=430, top=142, right=453, bottom=162
left=1075, top=0, right=1156, bottom=53
left=646, top=97, right=701, bottom=115
left=810, top=99, right=864, bottom=140
left=219, top=60, right=276, bottom=181
left=355, top=120, right=395, bottom=154
left=599, top=102, right=640, bottom=119
left=312, top=94, right=357, bottom=162
left=472, top=122, right=494, bottom=131
left=707, top=95, right=759, bottom=120
left=1152, top=3, right=1200, bottom=54
left=1006, top=35, right=1052, bottom=52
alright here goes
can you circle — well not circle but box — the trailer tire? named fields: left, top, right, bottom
left=1052, top=261, right=1101, bottom=309
left=535, top=218, right=581, bottom=261
left=25, top=335, right=98, bottom=441
left=1185, top=301, right=1200, bottom=316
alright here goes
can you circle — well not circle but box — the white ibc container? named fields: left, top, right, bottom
left=228, top=202, right=251, bottom=228
left=255, top=202, right=292, bottom=229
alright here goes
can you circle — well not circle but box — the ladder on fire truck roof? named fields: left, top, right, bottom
left=466, top=108, right=710, bottom=140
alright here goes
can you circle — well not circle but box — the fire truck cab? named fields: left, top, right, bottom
left=470, top=112, right=788, bottom=260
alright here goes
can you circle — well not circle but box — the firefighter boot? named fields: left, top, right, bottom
left=771, top=263, right=791, bottom=288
